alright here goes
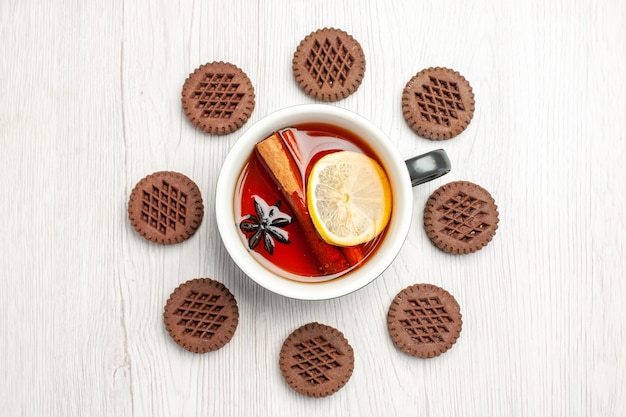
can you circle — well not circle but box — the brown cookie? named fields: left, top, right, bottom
left=424, top=181, right=498, bottom=254
left=402, top=67, right=475, bottom=140
left=128, top=171, right=204, bottom=244
left=387, top=283, right=462, bottom=358
left=292, top=28, right=366, bottom=102
left=279, top=322, right=354, bottom=397
left=164, top=278, right=239, bottom=353
left=181, top=61, right=255, bottom=134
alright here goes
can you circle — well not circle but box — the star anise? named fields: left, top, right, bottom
left=239, top=195, right=292, bottom=255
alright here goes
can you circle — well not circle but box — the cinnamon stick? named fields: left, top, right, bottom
left=341, top=245, right=365, bottom=265
left=255, top=133, right=350, bottom=274
left=279, top=129, right=366, bottom=267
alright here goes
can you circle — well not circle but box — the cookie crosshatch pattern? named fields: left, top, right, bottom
left=399, top=296, right=456, bottom=344
left=189, top=72, right=246, bottom=120
left=290, top=335, right=344, bottom=385
left=436, top=190, right=494, bottom=244
left=171, top=289, right=229, bottom=340
left=413, top=76, right=467, bottom=128
left=305, top=36, right=356, bottom=89
left=140, top=179, right=189, bottom=236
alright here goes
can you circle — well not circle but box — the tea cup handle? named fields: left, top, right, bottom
left=405, top=149, right=451, bottom=187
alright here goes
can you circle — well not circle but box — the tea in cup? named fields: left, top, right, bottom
left=216, top=104, right=450, bottom=300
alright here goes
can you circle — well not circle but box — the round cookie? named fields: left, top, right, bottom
left=293, top=28, right=366, bottom=102
left=402, top=67, right=475, bottom=140
left=164, top=278, right=239, bottom=353
left=181, top=61, right=255, bottom=134
left=128, top=171, right=204, bottom=244
left=424, top=181, right=498, bottom=254
left=387, top=283, right=462, bottom=358
left=279, top=322, right=354, bottom=397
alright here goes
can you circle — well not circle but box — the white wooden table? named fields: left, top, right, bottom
left=2, top=1, right=625, bottom=416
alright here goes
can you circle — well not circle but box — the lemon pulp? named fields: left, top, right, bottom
left=307, top=151, right=392, bottom=247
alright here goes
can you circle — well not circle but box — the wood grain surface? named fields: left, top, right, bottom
left=1, top=1, right=625, bottom=416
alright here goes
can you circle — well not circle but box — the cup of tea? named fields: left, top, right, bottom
left=216, top=104, right=450, bottom=300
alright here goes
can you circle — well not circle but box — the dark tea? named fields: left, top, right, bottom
left=234, top=123, right=391, bottom=282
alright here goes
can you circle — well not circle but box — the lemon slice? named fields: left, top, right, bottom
left=307, top=151, right=392, bottom=246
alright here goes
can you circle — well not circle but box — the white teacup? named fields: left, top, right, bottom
left=216, top=104, right=450, bottom=300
